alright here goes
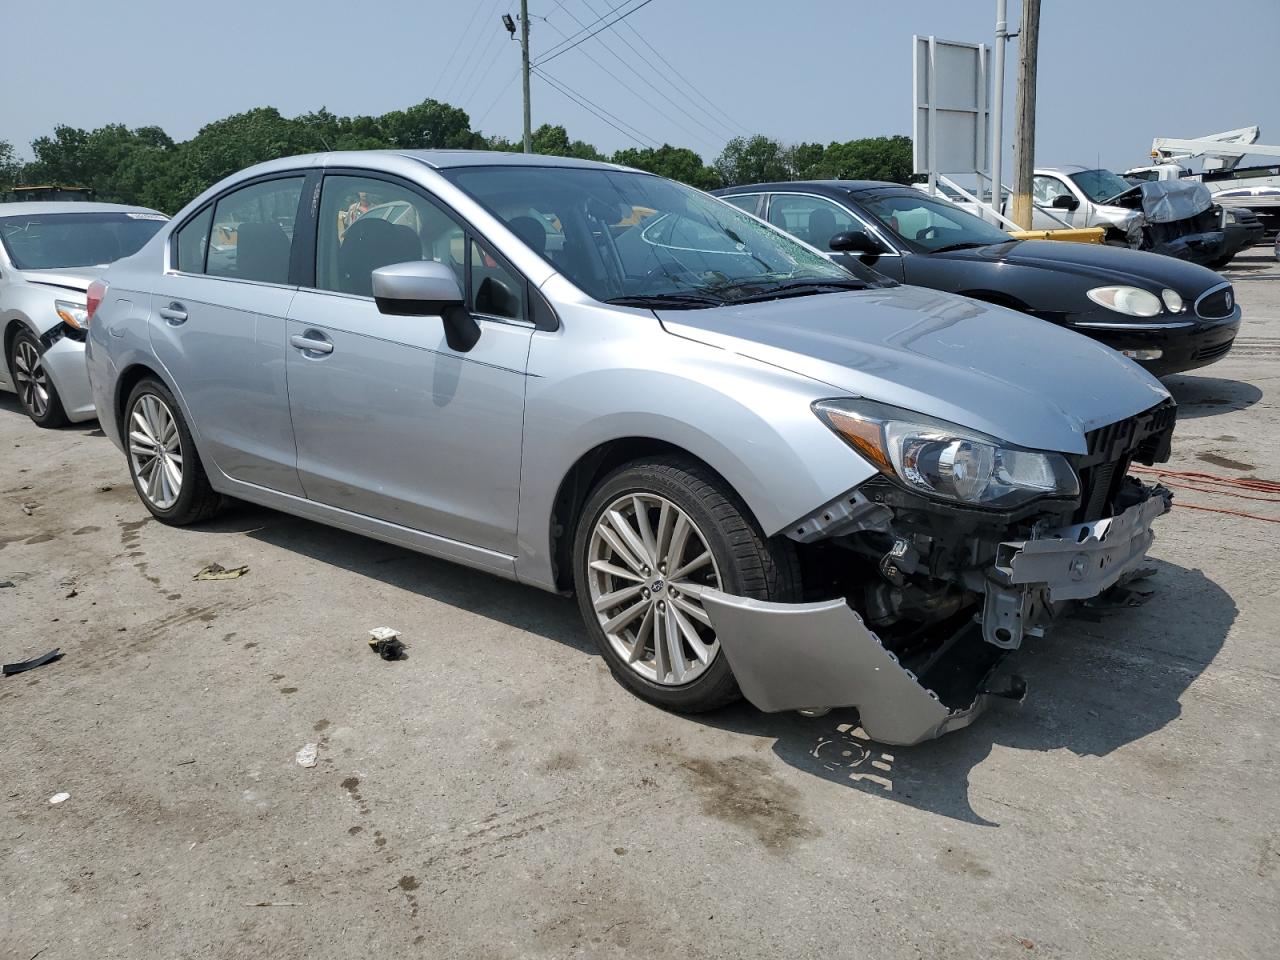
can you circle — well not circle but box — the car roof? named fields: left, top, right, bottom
left=396, top=149, right=630, bottom=172
left=716, top=179, right=916, bottom=197
left=0, top=201, right=166, bottom=217
left=1036, top=165, right=1094, bottom=175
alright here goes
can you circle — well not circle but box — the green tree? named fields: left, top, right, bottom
left=786, top=141, right=826, bottom=180
left=531, top=124, right=605, bottom=162
left=377, top=98, right=480, bottom=150
left=612, top=144, right=721, bottom=190
left=713, top=135, right=791, bottom=186
left=0, top=139, right=20, bottom=190
left=816, top=135, right=913, bottom=183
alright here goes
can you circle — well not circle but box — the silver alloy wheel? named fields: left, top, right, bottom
left=128, top=393, right=184, bottom=510
left=13, top=340, right=50, bottom=419
left=587, top=492, right=723, bottom=686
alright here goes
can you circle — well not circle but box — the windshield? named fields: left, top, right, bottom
left=1068, top=168, right=1134, bottom=203
left=442, top=165, right=888, bottom=307
left=0, top=212, right=166, bottom=270
left=860, top=193, right=1012, bottom=252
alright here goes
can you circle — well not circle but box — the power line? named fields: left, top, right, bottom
left=534, top=0, right=655, bottom=67
left=601, top=4, right=751, bottom=137
left=531, top=0, right=630, bottom=63
left=458, top=16, right=516, bottom=112
left=441, top=0, right=508, bottom=104
left=473, top=67, right=522, bottom=128
left=434, top=1, right=489, bottom=96
left=533, top=67, right=658, bottom=148
left=536, top=13, right=720, bottom=152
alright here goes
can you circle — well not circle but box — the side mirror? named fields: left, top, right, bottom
left=829, top=231, right=884, bottom=256
left=372, top=261, right=480, bottom=353
left=1051, top=194, right=1080, bottom=211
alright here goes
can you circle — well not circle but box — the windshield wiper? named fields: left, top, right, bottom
left=930, top=240, right=996, bottom=253
left=716, top=277, right=870, bottom=304
left=605, top=293, right=726, bottom=309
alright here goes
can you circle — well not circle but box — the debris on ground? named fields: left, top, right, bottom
left=48, top=793, right=70, bottom=805
left=1012, top=936, right=1035, bottom=950
left=3, top=648, right=62, bottom=677
left=21, top=502, right=36, bottom=516
left=65, top=588, right=78, bottom=599
left=295, top=743, right=319, bottom=768
left=0, top=580, right=14, bottom=589
left=368, top=626, right=405, bottom=661
left=193, top=563, right=250, bottom=581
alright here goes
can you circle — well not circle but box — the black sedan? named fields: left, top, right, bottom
left=713, top=180, right=1241, bottom=376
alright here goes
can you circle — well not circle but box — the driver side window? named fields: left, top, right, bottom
left=766, top=194, right=861, bottom=252
left=1033, top=176, right=1072, bottom=206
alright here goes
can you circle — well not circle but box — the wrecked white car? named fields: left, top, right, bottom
left=87, top=151, right=1176, bottom=746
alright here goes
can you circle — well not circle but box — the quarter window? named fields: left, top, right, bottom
left=767, top=194, right=862, bottom=252
left=206, top=177, right=304, bottom=284
left=721, top=193, right=763, bottom=216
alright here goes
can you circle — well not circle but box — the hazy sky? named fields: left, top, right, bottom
left=4, top=0, right=1278, bottom=173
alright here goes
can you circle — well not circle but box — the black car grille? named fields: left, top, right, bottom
left=1075, top=399, right=1176, bottom=522
left=1194, top=339, right=1235, bottom=363
left=1196, top=285, right=1236, bottom=320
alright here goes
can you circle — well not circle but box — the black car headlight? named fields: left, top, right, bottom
left=813, top=399, right=1080, bottom=509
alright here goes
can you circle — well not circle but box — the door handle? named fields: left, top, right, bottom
left=290, top=333, right=334, bottom=355
left=158, top=302, right=188, bottom=324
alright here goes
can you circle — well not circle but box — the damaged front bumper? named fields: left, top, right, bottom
left=701, top=485, right=1172, bottom=746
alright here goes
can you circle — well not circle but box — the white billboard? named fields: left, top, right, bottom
left=912, top=35, right=990, bottom=176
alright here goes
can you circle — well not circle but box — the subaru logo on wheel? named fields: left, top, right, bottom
left=651, top=578, right=665, bottom=593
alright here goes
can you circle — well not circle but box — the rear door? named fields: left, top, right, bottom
left=149, top=175, right=308, bottom=495
left=284, top=171, right=532, bottom=558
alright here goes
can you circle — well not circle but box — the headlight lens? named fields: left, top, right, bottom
left=1087, top=286, right=1163, bottom=317
left=54, top=299, right=90, bottom=330
left=1161, top=288, right=1183, bottom=312
left=813, top=399, right=1080, bottom=509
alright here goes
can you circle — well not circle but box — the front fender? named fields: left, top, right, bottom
left=514, top=296, right=874, bottom=589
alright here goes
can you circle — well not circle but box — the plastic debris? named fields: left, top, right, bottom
left=193, top=563, right=250, bottom=581
left=3, top=648, right=62, bottom=677
left=21, top=503, right=36, bottom=516
left=368, top=627, right=405, bottom=661
left=295, top=743, right=319, bottom=768
left=48, top=792, right=70, bottom=805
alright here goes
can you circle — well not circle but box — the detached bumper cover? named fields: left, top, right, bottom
left=700, top=592, right=1000, bottom=746
left=700, top=484, right=1172, bottom=747
left=39, top=334, right=95, bottom=422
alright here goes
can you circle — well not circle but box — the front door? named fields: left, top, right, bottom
left=149, top=175, right=307, bottom=496
left=284, top=173, right=532, bottom=557
left=765, top=193, right=905, bottom=282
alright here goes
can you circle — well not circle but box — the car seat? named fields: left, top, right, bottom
left=337, top=217, right=423, bottom=296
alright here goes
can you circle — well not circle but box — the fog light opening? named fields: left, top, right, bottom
left=1120, top=348, right=1163, bottom=360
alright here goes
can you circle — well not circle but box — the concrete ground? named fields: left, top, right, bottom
left=3, top=248, right=1278, bottom=960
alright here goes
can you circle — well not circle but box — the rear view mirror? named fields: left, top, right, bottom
left=829, top=231, right=884, bottom=256
left=1051, top=194, right=1080, bottom=211
left=372, top=261, right=480, bottom=352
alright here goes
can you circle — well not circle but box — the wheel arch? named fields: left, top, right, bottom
left=113, top=361, right=170, bottom=434
left=547, top=437, right=741, bottom=593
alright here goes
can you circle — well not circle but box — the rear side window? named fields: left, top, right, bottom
left=174, top=205, right=213, bottom=273
left=206, top=178, right=304, bottom=284
left=766, top=194, right=861, bottom=251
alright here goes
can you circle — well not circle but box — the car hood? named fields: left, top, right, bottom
left=18, top=265, right=108, bottom=293
left=657, top=285, right=1170, bottom=455
left=939, top=239, right=1224, bottom=293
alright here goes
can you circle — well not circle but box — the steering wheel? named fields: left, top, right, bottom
left=916, top=225, right=940, bottom=241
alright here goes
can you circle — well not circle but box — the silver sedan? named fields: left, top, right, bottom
left=86, top=151, right=1175, bottom=744
left=0, top=202, right=167, bottom=425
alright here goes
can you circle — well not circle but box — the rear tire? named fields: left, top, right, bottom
left=9, top=328, right=68, bottom=428
left=573, top=456, right=800, bottom=713
left=123, top=378, right=222, bottom=525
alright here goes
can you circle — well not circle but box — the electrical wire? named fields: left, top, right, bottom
left=458, top=21, right=518, bottom=112
left=435, top=1, right=490, bottom=96
left=532, top=0, right=632, bottom=63
left=573, top=0, right=742, bottom=141
left=536, top=13, right=720, bottom=152
left=441, top=0, right=508, bottom=104
left=533, top=67, right=658, bottom=148
left=473, top=67, right=521, bottom=128
left=534, top=0, right=655, bottom=67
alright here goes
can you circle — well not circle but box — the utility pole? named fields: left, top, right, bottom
left=988, top=0, right=1009, bottom=224
left=503, top=6, right=532, bottom=153
left=520, top=0, right=532, bottom=153
left=1009, top=0, right=1040, bottom=229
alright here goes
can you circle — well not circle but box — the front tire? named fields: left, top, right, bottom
left=573, top=457, right=800, bottom=713
left=9, top=328, right=68, bottom=427
left=123, top=378, right=221, bottom=525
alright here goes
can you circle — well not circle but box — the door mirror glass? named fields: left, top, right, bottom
left=373, top=261, right=479, bottom=352
left=1051, top=194, right=1080, bottom=211
left=829, top=230, right=883, bottom=255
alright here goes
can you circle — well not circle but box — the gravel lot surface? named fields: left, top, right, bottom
left=3, top=247, right=1278, bottom=959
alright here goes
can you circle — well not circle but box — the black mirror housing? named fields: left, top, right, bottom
left=1051, top=194, right=1080, bottom=211
left=829, top=231, right=883, bottom=255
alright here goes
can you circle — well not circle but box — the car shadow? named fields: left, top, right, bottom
left=197, top=502, right=1231, bottom=827
left=1164, top=373, right=1262, bottom=419
left=0, top=390, right=102, bottom=434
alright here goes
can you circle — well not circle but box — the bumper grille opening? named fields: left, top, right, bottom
left=1193, top=339, right=1234, bottom=363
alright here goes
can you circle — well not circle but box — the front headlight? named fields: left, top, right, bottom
left=54, top=299, right=90, bottom=330
left=1161, top=288, right=1183, bottom=312
left=1087, top=285, right=1163, bottom=317
left=813, top=399, right=1080, bottom=509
